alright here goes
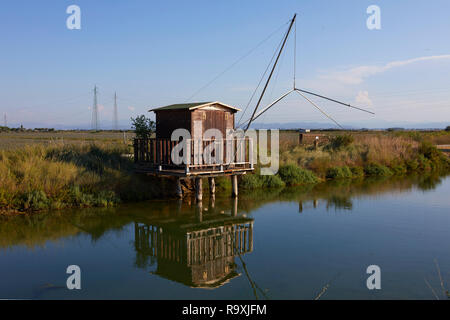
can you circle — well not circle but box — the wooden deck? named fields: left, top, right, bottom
left=134, top=138, right=254, bottom=177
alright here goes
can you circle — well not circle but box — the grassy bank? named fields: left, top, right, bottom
left=240, top=133, right=450, bottom=190
left=0, top=143, right=176, bottom=213
left=0, top=130, right=449, bottom=213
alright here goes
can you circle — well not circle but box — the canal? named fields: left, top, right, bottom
left=1, top=174, right=449, bottom=299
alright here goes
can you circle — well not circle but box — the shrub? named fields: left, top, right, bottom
left=277, top=165, right=318, bottom=186
left=406, top=159, right=419, bottom=171
left=418, top=141, right=441, bottom=163
left=239, top=174, right=263, bottom=190
left=391, top=164, right=407, bottom=175
left=364, top=163, right=393, bottom=176
left=260, top=175, right=285, bottom=188
left=417, top=155, right=432, bottom=171
left=350, top=166, right=365, bottom=178
left=326, top=166, right=353, bottom=179
left=22, top=190, right=49, bottom=211
left=328, top=134, right=354, bottom=150
left=239, top=174, right=285, bottom=189
left=446, top=126, right=450, bottom=132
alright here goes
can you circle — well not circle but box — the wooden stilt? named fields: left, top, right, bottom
left=231, top=175, right=238, bottom=198
left=208, top=177, right=215, bottom=194
left=195, top=177, right=203, bottom=202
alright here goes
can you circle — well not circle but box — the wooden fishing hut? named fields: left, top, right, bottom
left=133, top=101, right=255, bottom=200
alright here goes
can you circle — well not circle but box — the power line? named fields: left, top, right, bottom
left=113, top=92, right=119, bottom=130
left=186, top=19, right=290, bottom=102
left=91, top=85, right=99, bottom=130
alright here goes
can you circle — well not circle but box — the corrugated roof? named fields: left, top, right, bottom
left=150, top=102, right=212, bottom=111
left=149, top=101, right=241, bottom=112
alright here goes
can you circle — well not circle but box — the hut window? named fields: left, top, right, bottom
left=202, top=112, right=206, bottom=120
left=225, top=113, right=229, bottom=120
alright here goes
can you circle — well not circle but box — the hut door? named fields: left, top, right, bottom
left=193, top=120, right=202, bottom=140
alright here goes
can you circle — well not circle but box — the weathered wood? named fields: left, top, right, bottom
left=232, top=197, right=238, bottom=217
left=248, top=222, right=253, bottom=252
left=195, top=177, right=203, bottom=202
left=176, top=178, right=183, bottom=199
left=208, top=177, right=215, bottom=194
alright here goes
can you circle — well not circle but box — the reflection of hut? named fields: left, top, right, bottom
left=134, top=216, right=253, bottom=288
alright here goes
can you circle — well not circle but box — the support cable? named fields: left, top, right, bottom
left=295, top=88, right=375, bottom=114
left=186, top=20, right=290, bottom=102
left=294, top=89, right=344, bottom=129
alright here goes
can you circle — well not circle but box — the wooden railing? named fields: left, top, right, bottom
left=133, top=137, right=253, bottom=172
left=134, top=222, right=254, bottom=266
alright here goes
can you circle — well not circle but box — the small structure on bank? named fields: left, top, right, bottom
left=298, top=131, right=327, bottom=146
left=134, top=101, right=254, bottom=200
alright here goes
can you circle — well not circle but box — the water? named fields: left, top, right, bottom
left=1, top=174, right=449, bottom=300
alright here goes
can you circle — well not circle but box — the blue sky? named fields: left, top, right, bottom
left=0, top=0, right=449, bottom=129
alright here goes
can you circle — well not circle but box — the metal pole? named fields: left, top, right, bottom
left=245, top=14, right=297, bottom=132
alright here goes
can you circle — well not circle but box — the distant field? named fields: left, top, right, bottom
left=0, top=131, right=135, bottom=150
left=1, top=129, right=449, bottom=151
left=277, top=129, right=450, bottom=149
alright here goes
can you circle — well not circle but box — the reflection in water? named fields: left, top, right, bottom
left=133, top=199, right=254, bottom=288
left=0, top=173, right=449, bottom=298
left=0, top=174, right=446, bottom=250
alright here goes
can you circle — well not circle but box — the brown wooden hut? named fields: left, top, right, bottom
left=133, top=101, right=254, bottom=199
left=151, top=101, right=240, bottom=140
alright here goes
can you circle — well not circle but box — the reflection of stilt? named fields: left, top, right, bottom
left=177, top=199, right=182, bottom=215
left=313, top=199, right=318, bottom=208
left=298, top=201, right=303, bottom=213
left=210, top=194, right=215, bottom=210
left=231, top=175, right=238, bottom=198
left=196, top=201, right=203, bottom=223
left=208, top=177, right=215, bottom=195
left=232, top=197, right=238, bottom=217
left=176, top=178, right=183, bottom=199
left=248, top=222, right=253, bottom=251
left=195, top=178, right=203, bottom=202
